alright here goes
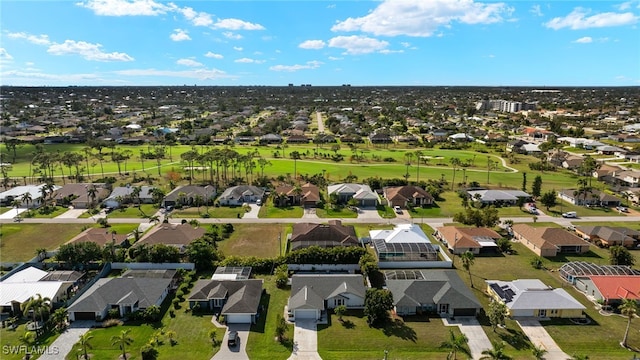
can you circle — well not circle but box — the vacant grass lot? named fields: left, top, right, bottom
left=218, top=224, right=287, bottom=258
left=0, top=223, right=88, bottom=262
left=107, top=204, right=159, bottom=218
left=315, top=207, right=359, bottom=218
left=172, top=205, right=245, bottom=219
left=246, top=275, right=294, bottom=360
left=453, top=241, right=640, bottom=359
left=258, top=198, right=303, bottom=218
left=317, top=310, right=463, bottom=360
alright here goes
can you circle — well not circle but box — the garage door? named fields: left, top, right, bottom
left=225, top=314, right=252, bottom=324
left=294, top=309, right=317, bottom=320
left=72, top=312, right=96, bottom=321
left=453, top=308, right=477, bottom=317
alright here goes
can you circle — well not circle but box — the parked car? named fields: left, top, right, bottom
left=228, top=330, right=238, bottom=347
left=393, top=206, right=402, bottom=214
left=256, top=199, right=262, bottom=206
left=616, top=206, right=629, bottom=213
left=562, top=211, right=577, bottom=218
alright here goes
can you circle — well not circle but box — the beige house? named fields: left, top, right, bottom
left=512, top=224, right=590, bottom=257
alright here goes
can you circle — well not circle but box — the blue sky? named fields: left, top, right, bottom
left=1, top=0, right=639, bottom=86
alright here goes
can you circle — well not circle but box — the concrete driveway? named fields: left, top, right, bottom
left=39, top=321, right=94, bottom=360
left=442, top=316, right=492, bottom=360
left=517, top=319, right=570, bottom=360
left=302, top=208, right=319, bottom=219
left=0, top=208, right=27, bottom=219
left=55, top=208, right=87, bottom=219
left=242, top=204, right=260, bottom=219
left=288, top=320, right=322, bottom=360
left=357, top=208, right=382, bottom=220
left=211, top=324, right=250, bottom=360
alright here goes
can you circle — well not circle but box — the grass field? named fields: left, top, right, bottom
left=107, top=204, right=159, bottom=218
left=316, top=207, right=359, bottom=218
left=246, top=275, right=294, bottom=360
left=0, top=223, right=88, bottom=261
left=171, top=205, right=246, bottom=219
left=258, top=198, right=304, bottom=218
left=218, top=224, right=288, bottom=258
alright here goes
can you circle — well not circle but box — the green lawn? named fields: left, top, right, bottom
left=316, top=207, right=359, bottom=218
left=172, top=205, right=247, bottom=219
left=246, top=275, right=294, bottom=360
left=377, top=205, right=397, bottom=219
left=218, top=224, right=287, bottom=258
left=453, top=241, right=640, bottom=359
left=0, top=223, right=88, bottom=262
left=0, top=320, right=61, bottom=360
left=107, top=204, right=159, bottom=218
left=318, top=311, right=464, bottom=360
left=258, top=199, right=303, bottom=218
left=544, top=200, right=622, bottom=217
left=22, top=206, right=69, bottom=219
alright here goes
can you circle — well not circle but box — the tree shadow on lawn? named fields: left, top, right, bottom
left=542, top=315, right=600, bottom=327
left=497, top=327, right=532, bottom=350
left=380, top=318, right=418, bottom=342
left=547, top=250, right=602, bottom=263
left=250, top=291, right=271, bottom=334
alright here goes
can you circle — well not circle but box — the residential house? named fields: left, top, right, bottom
left=67, top=227, right=131, bottom=247
left=259, top=133, right=282, bottom=144
left=188, top=279, right=263, bottom=323
left=385, top=270, right=482, bottom=317
left=448, top=133, right=474, bottom=142
left=1, top=267, right=73, bottom=315
left=506, top=139, right=529, bottom=153
left=558, top=189, right=621, bottom=207
left=0, top=184, right=58, bottom=207
left=135, top=223, right=205, bottom=252
left=103, top=185, right=156, bottom=208
left=162, top=185, right=216, bottom=208
left=52, top=183, right=110, bottom=209
left=327, top=183, right=379, bottom=207
left=486, top=279, right=585, bottom=318
left=593, top=164, right=623, bottom=181
left=369, top=133, right=392, bottom=144
left=562, top=156, right=584, bottom=170
left=434, top=226, right=502, bottom=255
left=273, top=182, right=321, bottom=207
left=560, top=261, right=640, bottom=286
left=370, top=224, right=450, bottom=268
left=287, top=274, right=366, bottom=321
left=286, top=135, right=310, bottom=144
left=612, top=170, right=640, bottom=188
left=523, top=127, right=554, bottom=141
left=597, top=145, right=626, bottom=156
left=574, top=226, right=639, bottom=248
left=467, top=189, right=532, bottom=206
left=68, top=277, right=172, bottom=321
left=383, top=185, right=434, bottom=208
left=511, top=224, right=590, bottom=257
left=290, top=220, right=359, bottom=251
left=217, top=185, right=265, bottom=206
left=121, top=269, right=179, bottom=290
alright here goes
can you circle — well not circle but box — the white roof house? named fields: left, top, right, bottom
left=486, top=279, right=585, bottom=318
left=369, top=224, right=431, bottom=244
left=3, top=267, right=48, bottom=283
left=0, top=184, right=58, bottom=207
left=0, top=267, right=72, bottom=312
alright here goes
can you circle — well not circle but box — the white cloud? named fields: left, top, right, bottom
left=223, top=32, right=243, bottom=40
left=47, top=40, right=134, bottom=61
left=2, top=69, right=102, bottom=81
left=233, top=46, right=243, bottom=51
left=573, top=36, right=593, bottom=43
left=234, top=58, right=265, bottom=64
left=204, top=51, right=223, bottom=59
left=180, top=6, right=214, bottom=27
left=7, top=32, right=52, bottom=45
left=299, top=40, right=326, bottom=50
left=213, top=18, right=265, bottom=30
left=328, top=56, right=343, bottom=61
left=545, top=7, right=639, bottom=30
left=400, top=42, right=411, bottom=48
left=170, top=29, right=191, bottom=42
left=76, top=0, right=173, bottom=16
left=530, top=4, right=543, bottom=17
left=114, top=68, right=232, bottom=80
left=269, top=60, right=323, bottom=72
left=328, top=35, right=389, bottom=55
left=379, top=49, right=404, bottom=54
left=0, top=48, right=13, bottom=61
left=331, top=0, right=513, bottom=37
left=177, top=58, right=203, bottom=67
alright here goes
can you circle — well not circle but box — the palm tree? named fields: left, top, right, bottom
left=131, top=186, right=142, bottom=209
left=22, top=294, right=51, bottom=325
left=440, top=329, right=471, bottom=360
left=87, top=186, right=98, bottom=209
left=35, top=248, right=47, bottom=261
left=11, top=198, right=21, bottom=217
left=21, top=191, right=33, bottom=211
left=78, top=331, right=94, bottom=359
left=290, top=151, right=301, bottom=181
left=208, top=329, right=218, bottom=346
left=480, top=341, right=511, bottom=360
left=460, top=250, right=476, bottom=288
left=414, top=150, right=423, bottom=182
left=165, top=330, right=177, bottom=346
left=111, top=328, right=134, bottom=360
left=620, top=298, right=639, bottom=348
left=49, top=307, right=68, bottom=332
left=531, top=344, right=547, bottom=360
left=450, top=157, right=461, bottom=190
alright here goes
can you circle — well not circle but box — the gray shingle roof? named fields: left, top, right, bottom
left=289, top=274, right=366, bottom=311
left=188, top=279, right=263, bottom=315
left=68, top=277, right=172, bottom=313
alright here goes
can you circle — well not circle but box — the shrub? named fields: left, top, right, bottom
left=140, top=344, right=158, bottom=360
left=102, top=319, right=123, bottom=328
left=107, top=308, right=121, bottom=319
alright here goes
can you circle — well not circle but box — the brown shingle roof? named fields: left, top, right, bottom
left=384, top=185, right=433, bottom=203
left=290, top=220, right=358, bottom=250
left=67, top=227, right=129, bottom=247
left=437, top=226, right=501, bottom=249
left=137, top=223, right=205, bottom=247
left=512, top=224, right=588, bottom=249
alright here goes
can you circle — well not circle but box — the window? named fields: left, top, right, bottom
left=334, top=298, right=345, bottom=307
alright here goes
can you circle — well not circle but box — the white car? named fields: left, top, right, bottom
left=562, top=211, right=577, bottom=218
left=616, top=206, right=629, bottom=213
left=256, top=199, right=262, bottom=206
left=393, top=206, right=402, bottom=214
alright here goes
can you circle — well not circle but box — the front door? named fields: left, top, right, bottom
left=439, top=303, right=449, bottom=314
left=539, top=309, right=547, bottom=317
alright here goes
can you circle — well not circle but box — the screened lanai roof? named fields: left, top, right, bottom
left=373, top=238, right=438, bottom=255
left=559, top=261, right=640, bottom=278
left=383, top=270, right=425, bottom=281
